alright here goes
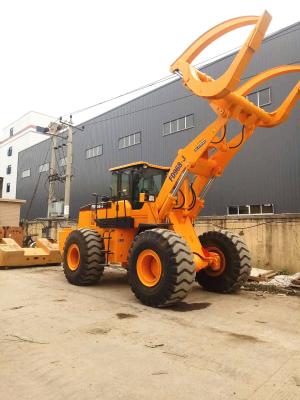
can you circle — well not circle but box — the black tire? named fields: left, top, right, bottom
left=128, top=228, right=195, bottom=307
left=196, top=230, right=251, bottom=293
left=63, top=228, right=105, bottom=285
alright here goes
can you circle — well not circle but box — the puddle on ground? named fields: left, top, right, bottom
left=116, top=313, right=137, bottom=319
left=170, top=302, right=211, bottom=312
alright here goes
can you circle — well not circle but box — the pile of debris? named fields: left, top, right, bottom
left=268, top=272, right=300, bottom=289
left=245, top=268, right=300, bottom=295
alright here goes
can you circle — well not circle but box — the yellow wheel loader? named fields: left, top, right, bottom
left=59, top=11, right=300, bottom=307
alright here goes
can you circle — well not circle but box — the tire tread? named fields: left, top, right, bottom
left=63, top=228, right=105, bottom=286
left=196, top=229, right=251, bottom=293
left=128, top=228, right=195, bottom=307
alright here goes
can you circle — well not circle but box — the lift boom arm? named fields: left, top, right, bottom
left=154, top=11, right=300, bottom=270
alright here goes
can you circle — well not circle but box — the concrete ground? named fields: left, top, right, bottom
left=1, top=266, right=300, bottom=400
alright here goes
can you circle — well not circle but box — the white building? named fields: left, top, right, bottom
left=0, top=111, right=55, bottom=198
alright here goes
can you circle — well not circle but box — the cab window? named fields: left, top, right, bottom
left=137, top=168, right=166, bottom=196
left=120, top=171, right=130, bottom=198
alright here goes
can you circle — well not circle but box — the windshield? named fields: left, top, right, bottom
left=136, top=168, right=166, bottom=196
left=110, top=166, right=168, bottom=208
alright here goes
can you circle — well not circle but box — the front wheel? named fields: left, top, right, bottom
left=128, top=228, right=195, bottom=307
left=196, top=230, right=251, bottom=293
left=63, top=228, right=105, bottom=285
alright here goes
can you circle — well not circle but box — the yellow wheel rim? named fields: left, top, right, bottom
left=67, top=243, right=80, bottom=271
left=136, top=249, right=162, bottom=287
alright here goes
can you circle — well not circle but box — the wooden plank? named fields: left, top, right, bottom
left=249, top=267, right=277, bottom=282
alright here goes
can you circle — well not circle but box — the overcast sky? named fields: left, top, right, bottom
left=1, top=0, right=299, bottom=130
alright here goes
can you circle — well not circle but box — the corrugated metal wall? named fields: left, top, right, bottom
left=17, top=22, right=300, bottom=219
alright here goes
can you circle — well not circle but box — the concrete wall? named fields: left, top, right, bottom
left=26, top=220, right=77, bottom=243
left=195, top=214, right=300, bottom=274
left=26, top=214, right=300, bottom=274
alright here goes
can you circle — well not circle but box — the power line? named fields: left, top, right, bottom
left=83, top=94, right=194, bottom=128
left=59, top=47, right=244, bottom=119
left=65, top=75, right=178, bottom=117
left=59, top=24, right=300, bottom=120
left=77, top=58, right=300, bottom=130
left=35, top=23, right=299, bottom=141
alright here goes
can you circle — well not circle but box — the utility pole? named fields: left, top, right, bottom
left=47, top=122, right=60, bottom=218
left=64, top=115, right=73, bottom=219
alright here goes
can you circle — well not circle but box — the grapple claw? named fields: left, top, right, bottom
left=171, top=11, right=272, bottom=99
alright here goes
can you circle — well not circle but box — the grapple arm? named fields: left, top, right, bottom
left=237, top=65, right=300, bottom=127
left=155, top=11, right=300, bottom=271
left=157, top=11, right=300, bottom=215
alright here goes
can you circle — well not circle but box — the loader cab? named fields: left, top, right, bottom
left=110, top=162, right=169, bottom=209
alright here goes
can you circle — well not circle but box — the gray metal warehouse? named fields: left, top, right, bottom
left=17, top=21, right=300, bottom=220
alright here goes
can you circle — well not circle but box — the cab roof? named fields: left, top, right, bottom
left=109, top=161, right=169, bottom=172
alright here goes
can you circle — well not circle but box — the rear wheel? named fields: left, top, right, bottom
left=63, top=228, right=105, bottom=285
left=128, top=228, right=195, bottom=307
left=196, top=230, right=251, bottom=293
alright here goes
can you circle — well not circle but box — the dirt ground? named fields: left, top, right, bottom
left=1, top=266, right=300, bottom=400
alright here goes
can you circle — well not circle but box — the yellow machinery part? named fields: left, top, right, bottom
left=0, top=238, right=61, bottom=268
left=59, top=11, right=300, bottom=275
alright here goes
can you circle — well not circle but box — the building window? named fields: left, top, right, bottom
left=9, top=127, right=14, bottom=137
left=6, top=183, right=10, bottom=193
left=86, top=145, right=103, bottom=159
left=7, top=146, right=12, bottom=156
left=21, top=169, right=31, bottom=178
left=39, top=163, right=49, bottom=173
left=59, top=157, right=67, bottom=167
left=247, top=88, right=271, bottom=107
left=163, top=114, right=194, bottom=136
left=227, top=203, right=274, bottom=216
left=119, top=132, right=141, bottom=149
left=6, top=165, right=11, bottom=175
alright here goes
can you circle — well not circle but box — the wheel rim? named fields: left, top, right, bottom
left=205, top=246, right=226, bottom=276
left=136, top=249, right=162, bottom=287
left=67, top=244, right=80, bottom=271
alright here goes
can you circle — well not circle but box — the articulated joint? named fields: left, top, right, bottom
left=194, top=250, right=222, bottom=272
